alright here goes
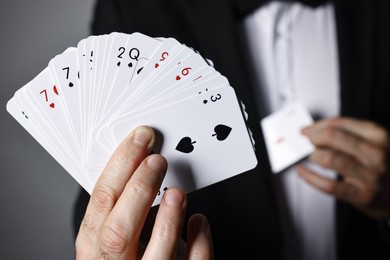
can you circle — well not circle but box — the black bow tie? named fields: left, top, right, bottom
left=234, top=0, right=330, bottom=18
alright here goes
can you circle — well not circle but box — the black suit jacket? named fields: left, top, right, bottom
left=73, top=0, right=390, bottom=259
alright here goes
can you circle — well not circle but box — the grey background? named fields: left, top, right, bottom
left=0, top=0, right=95, bottom=258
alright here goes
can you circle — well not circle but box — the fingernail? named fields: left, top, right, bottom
left=301, top=126, right=309, bottom=135
left=192, top=215, right=209, bottom=232
left=146, top=154, right=167, bottom=175
left=164, top=189, right=184, bottom=208
left=133, top=126, right=153, bottom=146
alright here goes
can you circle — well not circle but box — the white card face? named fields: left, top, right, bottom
left=85, top=70, right=227, bottom=172
left=15, top=74, right=82, bottom=171
left=129, top=51, right=212, bottom=105
left=88, top=38, right=185, bottom=158
left=7, top=92, right=92, bottom=193
left=98, top=37, right=184, bottom=124
left=91, top=35, right=109, bottom=127
left=28, top=68, right=83, bottom=157
left=101, top=33, right=163, bottom=118
left=94, top=32, right=131, bottom=121
left=142, top=70, right=225, bottom=115
left=108, top=86, right=258, bottom=206
left=261, top=102, right=315, bottom=173
left=7, top=92, right=52, bottom=158
left=49, top=48, right=82, bottom=150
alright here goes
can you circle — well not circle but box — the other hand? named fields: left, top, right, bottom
left=298, top=117, right=390, bottom=220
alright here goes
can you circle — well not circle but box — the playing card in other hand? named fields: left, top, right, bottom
left=261, top=102, right=315, bottom=174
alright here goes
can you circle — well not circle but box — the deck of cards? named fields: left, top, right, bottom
left=6, top=32, right=257, bottom=205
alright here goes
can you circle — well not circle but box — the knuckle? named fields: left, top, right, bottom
left=346, top=134, right=361, bottom=150
left=100, top=221, right=129, bottom=256
left=321, top=151, right=335, bottom=168
left=92, top=186, right=117, bottom=215
left=358, top=186, right=377, bottom=207
left=313, top=128, right=332, bottom=146
left=323, top=128, right=337, bottom=142
left=80, top=213, right=98, bottom=235
left=154, top=222, right=179, bottom=241
left=131, top=178, right=154, bottom=200
left=112, top=154, right=132, bottom=173
left=324, top=181, right=338, bottom=194
left=75, top=221, right=98, bottom=259
left=337, top=184, right=358, bottom=203
left=339, top=182, right=378, bottom=208
left=338, top=156, right=354, bottom=175
left=317, top=151, right=353, bottom=175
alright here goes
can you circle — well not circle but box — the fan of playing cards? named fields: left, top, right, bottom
left=6, top=32, right=257, bottom=205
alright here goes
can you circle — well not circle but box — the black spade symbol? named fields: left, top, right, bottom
left=212, top=124, right=232, bottom=141
left=69, top=82, right=74, bottom=87
left=137, top=67, right=144, bottom=75
left=175, top=137, right=196, bottom=153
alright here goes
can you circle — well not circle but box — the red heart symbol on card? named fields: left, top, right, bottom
left=50, top=103, right=55, bottom=108
left=155, top=63, right=159, bottom=68
left=276, top=136, right=285, bottom=145
left=53, top=85, right=59, bottom=95
left=176, top=75, right=181, bottom=80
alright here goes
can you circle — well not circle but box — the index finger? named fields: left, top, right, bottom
left=79, top=126, right=155, bottom=240
left=304, top=117, right=389, bottom=147
left=99, top=154, right=167, bottom=257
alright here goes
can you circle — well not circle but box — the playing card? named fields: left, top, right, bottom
left=48, top=48, right=82, bottom=152
left=87, top=65, right=220, bottom=172
left=261, top=102, right=315, bottom=173
left=9, top=85, right=92, bottom=193
left=6, top=32, right=257, bottom=205
left=18, top=68, right=80, bottom=159
left=108, top=86, right=258, bottom=205
left=98, top=33, right=163, bottom=120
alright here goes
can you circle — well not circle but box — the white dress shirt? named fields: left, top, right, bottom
left=243, top=2, right=340, bottom=260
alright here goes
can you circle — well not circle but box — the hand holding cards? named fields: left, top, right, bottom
left=6, top=32, right=257, bottom=205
